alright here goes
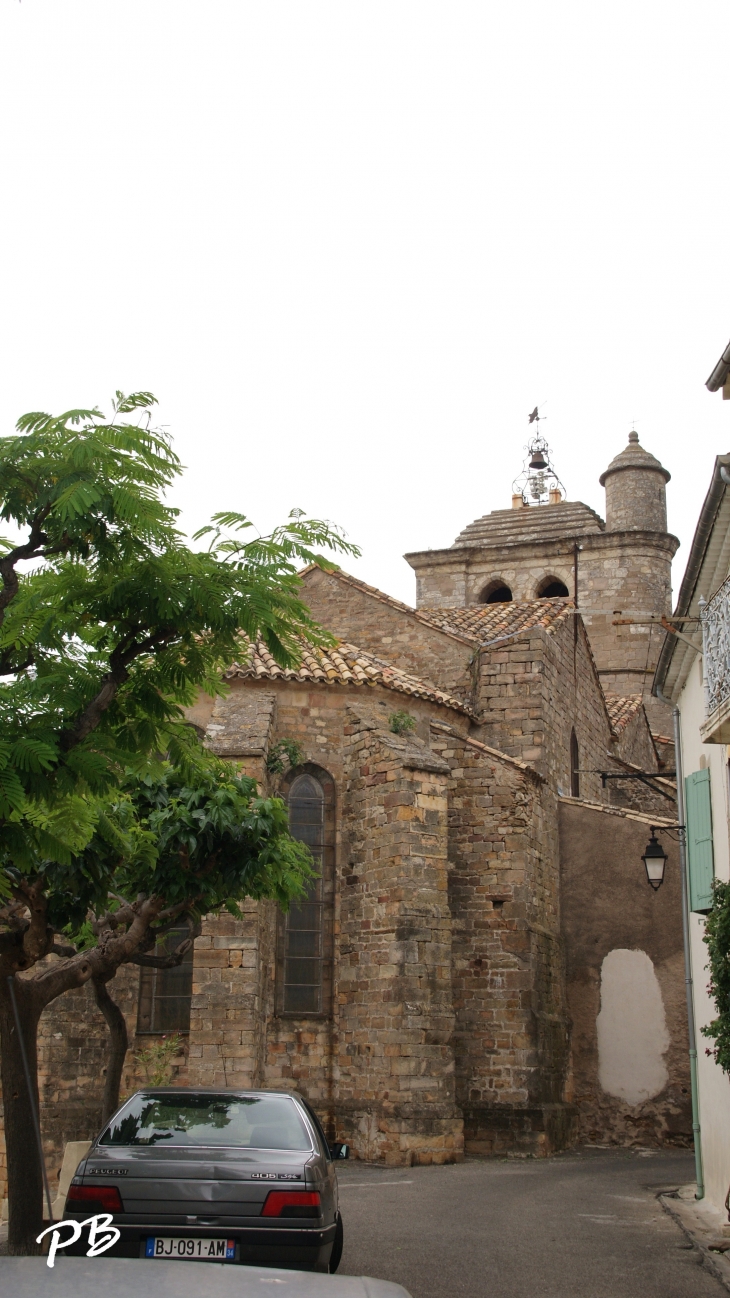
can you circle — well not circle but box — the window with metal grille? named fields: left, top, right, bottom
left=137, top=927, right=194, bottom=1034
left=279, top=768, right=334, bottom=1016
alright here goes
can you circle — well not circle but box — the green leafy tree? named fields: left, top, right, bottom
left=0, top=392, right=357, bottom=1253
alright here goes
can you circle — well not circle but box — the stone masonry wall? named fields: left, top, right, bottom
left=429, top=723, right=573, bottom=1155
left=604, top=467, right=668, bottom=534
left=611, top=707, right=659, bottom=774
left=605, top=708, right=677, bottom=820
left=300, top=566, right=475, bottom=701
left=474, top=616, right=611, bottom=806
left=577, top=532, right=677, bottom=734
left=559, top=799, right=691, bottom=1147
left=186, top=904, right=268, bottom=1091
left=336, top=706, right=463, bottom=1164
left=406, top=539, right=578, bottom=610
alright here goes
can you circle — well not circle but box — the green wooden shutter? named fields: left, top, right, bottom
left=685, top=768, right=714, bottom=913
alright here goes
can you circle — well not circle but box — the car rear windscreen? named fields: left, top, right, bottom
left=99, top=1094, right=313, bottom=1149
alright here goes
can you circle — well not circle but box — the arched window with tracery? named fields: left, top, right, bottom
left=278, top=766, right=335, bottom=1017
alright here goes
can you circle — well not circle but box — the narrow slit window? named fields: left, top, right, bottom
left=137, top=927, right=193, bottom=1034
left=570, top=729, right=580, bottom=798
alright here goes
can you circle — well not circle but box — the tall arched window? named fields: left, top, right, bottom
left=278, top=767, right=335, bottom=1016
left=570, top=729, right=580, bottom=798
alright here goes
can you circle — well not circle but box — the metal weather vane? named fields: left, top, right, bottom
left=511, top=406, right=566, bottom=505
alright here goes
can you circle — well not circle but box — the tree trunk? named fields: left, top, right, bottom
left=0, top=975, right=45, bottom=1254
left=93, top=976, right=129, bottom=1126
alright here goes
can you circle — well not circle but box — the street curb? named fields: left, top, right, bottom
left=659, top=1193, right=730, bottom=1293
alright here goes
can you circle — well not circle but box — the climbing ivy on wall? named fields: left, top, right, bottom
left=701, top=881, right=730, bottom=1074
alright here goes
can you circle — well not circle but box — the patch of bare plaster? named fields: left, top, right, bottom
left=597, top=948, right=669, bottom=1104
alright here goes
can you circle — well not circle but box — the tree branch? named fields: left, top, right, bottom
left=93, top=976, right=129, bottom=1126
left=58, top=628, right=178, bottom=751
left=130, top=938, right=193, bottom=969
left=0, top=648, right=35, bottom=678
left=27, top=895, right=166, bottom=1010
left=50, top=941, right=78, bottom=958
left=0, top=510, right=54, bottom=619
left=18, top=880, right=54, bottom=967
left=19, top=947, right=96, bottom=1010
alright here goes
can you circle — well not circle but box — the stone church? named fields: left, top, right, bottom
left=0, top=432, right=694, bottom=1203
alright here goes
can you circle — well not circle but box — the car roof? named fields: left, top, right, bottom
left=0, top=1259, right=413, bottom=1298
left=125, top=1088, right=300, bottom=1098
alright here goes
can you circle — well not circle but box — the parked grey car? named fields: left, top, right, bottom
left=64, top=1088, right=347, bottom=1272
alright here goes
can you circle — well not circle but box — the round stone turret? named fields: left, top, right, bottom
left=599, top=431, right=670, bottom=533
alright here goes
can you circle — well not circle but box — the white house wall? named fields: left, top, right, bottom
left=679, top=654, right=730, bottom=1212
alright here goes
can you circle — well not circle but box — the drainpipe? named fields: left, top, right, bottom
left=670, top=700, right=705, bottom=1199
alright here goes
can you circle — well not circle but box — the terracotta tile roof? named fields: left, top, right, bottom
left=299, top=566, right=573, bottom=647
left=298, top=565, right=476, bottom=646
left=418, top=599, right=574, bottom=643
left=225, top=638, right=474, bottom=716
left=604, top=694, right=644, bottom=734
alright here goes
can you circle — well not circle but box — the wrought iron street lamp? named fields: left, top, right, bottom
left=642, top=830, right=668, bottom=890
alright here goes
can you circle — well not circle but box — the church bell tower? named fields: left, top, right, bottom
left=404, top=420, right=678, bottom=732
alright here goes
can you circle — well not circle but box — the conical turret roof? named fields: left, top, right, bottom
left=599, top=431, right=670, bottom=485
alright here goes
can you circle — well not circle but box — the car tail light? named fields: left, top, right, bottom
left=261, top=1190, right=321, bottom=1218
left=66, top=1184, right=124, bottom=1213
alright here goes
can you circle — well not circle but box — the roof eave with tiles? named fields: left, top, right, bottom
left=224, top=637, right=474, bottom=716
left=417, top=598, right=575, bottom=644
left=604, top=693, right=645, bottom=735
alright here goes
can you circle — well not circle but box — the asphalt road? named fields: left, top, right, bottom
left=336, top=1148, right=724, bottom=1298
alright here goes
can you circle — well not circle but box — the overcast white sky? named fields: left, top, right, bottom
left=1, top=1, right=729, bottom=604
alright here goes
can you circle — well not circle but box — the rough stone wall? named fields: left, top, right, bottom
left=611, top=706, right=659, bottom=773
left=474, top=616, right=611, bottom=806
left=402, top=510, right=678, bottom=739
left=577, top=531, right=677, bottom=734
left=604, top=467, right=668, bottom=533
left=459, top=549, right=576, bottom=607
left=559, top=799, right=691, bottom=1146
left=186, top=906, right=267, bottom=1090
left=407, top=539, right=578, bottom=609
left=430, top=724, right=573, bottom=1155
left=605, top=707, right=677, bottom=819
left=603, top=773, right=677, bottom=820
left=300, top=566, right=475, bottom=700
left=187, top=677, right=469, bottom=1139
left=335, top=706, right=463, bottom=1164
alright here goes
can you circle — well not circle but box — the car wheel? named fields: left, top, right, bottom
left=329, top=1212, right=343, bottom=1273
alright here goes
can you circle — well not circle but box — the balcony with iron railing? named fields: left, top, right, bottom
left=700, top=574, right=730, bottom=742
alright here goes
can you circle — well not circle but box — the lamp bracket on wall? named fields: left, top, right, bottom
left=586, top=770, right=677, bottom=803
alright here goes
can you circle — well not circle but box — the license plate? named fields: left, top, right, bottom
left=146, top=1236, right=236, bottom=1261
